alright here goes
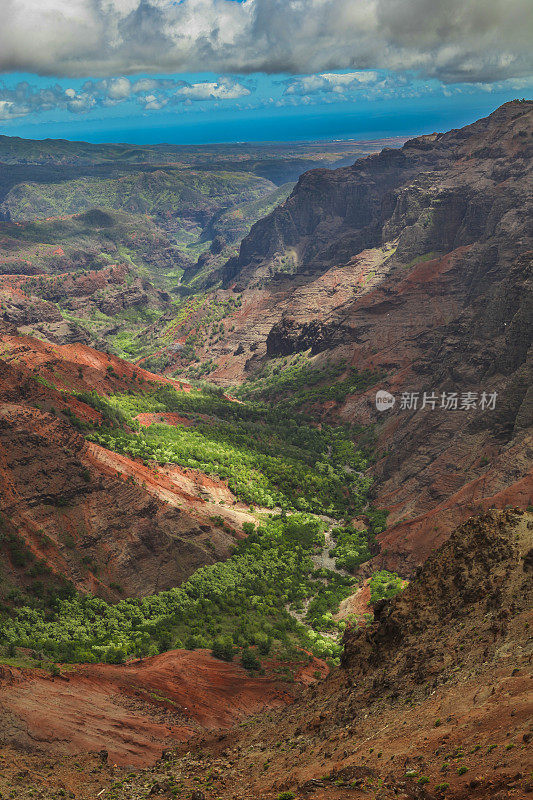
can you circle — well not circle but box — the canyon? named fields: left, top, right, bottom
left=0, top=102, right=531, bottom=799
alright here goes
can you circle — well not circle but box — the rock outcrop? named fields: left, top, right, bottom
left=266, top=317, right=352, bottom=356
left=185, top=101, right=533, bottom=569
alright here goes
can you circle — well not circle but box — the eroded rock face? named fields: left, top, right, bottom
left=224, top=101, right=532, bottom=288
left=0, top=335, right=236, bottom=599
left=0, top=262, right=170, bottom=346
left=266, top=317, right=352, bottom=356
left=0, top=402, right=235, bottom=598
left=195, top=101, right=533, bottom=569
left=342, top=509, right=532, bottom=682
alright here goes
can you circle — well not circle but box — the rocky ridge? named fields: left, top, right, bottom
left=30, top=508, right=529, bottom=800
left=167, top=101, right=533, bottom=570
left=0, top=326, right=249, bottom=600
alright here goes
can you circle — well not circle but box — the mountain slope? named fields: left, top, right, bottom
left=163, top=100, right=533, bottom=570
left=0, top=139, right=397, bottom=356
left=61, top=508, right=531, bottom=800
left=0, top=321, right=245, bottom=604
left=223, top=100, right=532, bottom=286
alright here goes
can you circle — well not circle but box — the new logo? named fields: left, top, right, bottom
left=375, top=390, right=395, bottom=411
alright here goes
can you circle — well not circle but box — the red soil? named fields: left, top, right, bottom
left=335, top=581, right=372, bottom=620
left=374, top=448, right=533, bottom=572
left=86, top=442, right=255, bottom=530
left=0, top=649, right=326, bottom=767
left=0, top=330, right=192, bottom=396
left=0, top=328, right=240, bottom=597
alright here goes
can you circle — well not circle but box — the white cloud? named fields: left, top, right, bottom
left=0, top=81, right=128, bottom=119
left=106, top=77, right=131, bottom=99
left=175, top=79, right=250, bottom=101
left=132, top=78, right=160, bottom=93
left=0, top=0, right=530, bottom=84
left=285, top=71, right=379, bottom=95
left=138, top=92, right=168, bottom=110
left=0, top=99, right=24, bottom=120
left=0, top=74, right=252, bottom=120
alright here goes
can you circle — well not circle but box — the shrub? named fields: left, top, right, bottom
left=257, top=636, right=272, bottom=655
left=212, top=637, right=235, bottom=662
left=241, top=649, right=261, bottom=671
left=369, top=570, right=404, bottom=604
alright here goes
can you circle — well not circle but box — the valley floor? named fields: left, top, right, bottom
left=0, top=510, right=531, bottom=800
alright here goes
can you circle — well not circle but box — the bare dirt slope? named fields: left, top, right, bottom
left=0, top=649, right=326, bottom=769
left=0, top=323, right=243, bottom=600
left=84, top=509, right=531, bottom=800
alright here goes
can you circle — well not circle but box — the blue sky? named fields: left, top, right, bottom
left=0, top=1, right=531, bottom=145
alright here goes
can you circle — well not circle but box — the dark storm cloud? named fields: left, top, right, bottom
left=0, top=1, right=531, bottom=84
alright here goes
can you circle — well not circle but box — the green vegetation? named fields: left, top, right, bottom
left=329, top=524, right=374, bottom=572
left=3, top=169, right=273, bottom=225
left=241, top=648, right=261, bottom=671
left=0, top=379, right=383, bottom=666
left=86, top=385, right=371, bottom=514
left=74, top=390, right=130, bottom=428
left=232, top=357, right=382, bottom=409
left=1, top=513, right=356, bottom=665
left=369, top=570, right=405, bottom=604
left=402, top=251, right=440, bottom=270
left=0, top=209, right=182, bottom=288
left=130, top=293, right=244, bottom=374
left=212, top=636, right=236, bottom=662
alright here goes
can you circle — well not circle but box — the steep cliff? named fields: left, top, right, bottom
left=223, top=100, right=532, bottom=287
left=181, top=101, right=533, bottom=569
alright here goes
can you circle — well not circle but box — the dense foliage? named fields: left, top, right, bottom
left=329, top=524, right=375, bottom=572
left=1, top=514, right=354, bottom=664
left=369, top=571, right=405, bottom=604
left=232, top=357, right=382, bottom=409
left=86, top=385, right=371, bottom=515
left=0, top=379, right=385, bottom=667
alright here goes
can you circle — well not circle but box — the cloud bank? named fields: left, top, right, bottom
left=0, top=77, right=251, bottom=120
left=1, top=0, right=531, bottom=84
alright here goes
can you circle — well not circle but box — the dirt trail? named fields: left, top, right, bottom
left=311, top=522, right=351, bottom=576
left=286, top=520, right=356, bottom=638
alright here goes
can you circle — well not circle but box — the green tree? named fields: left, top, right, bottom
left=241, top=649, right=261, bottom=671
left=212, top=637, right=235, bottom=662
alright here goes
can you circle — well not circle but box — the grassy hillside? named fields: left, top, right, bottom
left=1, top=168, right=275, bottom=224
left=0, top=133, right=395, bottom=173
